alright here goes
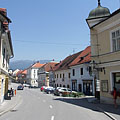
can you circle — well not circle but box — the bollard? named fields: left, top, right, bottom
left=15, top=89, right=16, bottom=96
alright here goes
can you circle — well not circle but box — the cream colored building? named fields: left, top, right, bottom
left=0, top=8, right=14, bottom=103
left=86, top=0, right=120, bottom=103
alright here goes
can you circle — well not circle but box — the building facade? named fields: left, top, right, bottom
left=0, top=8, right=14, bottom=103
left=27, top=62, right=44, bottom=87
left=38, top=62, right=58, bottom=87
left=86, top=0, right=120, bottom=103
left=54, top=52, right=81, bottom=88
left=69, top=46, right=94, bottom=95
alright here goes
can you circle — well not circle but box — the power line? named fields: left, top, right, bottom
left=13, top=40, right=90, bottom=46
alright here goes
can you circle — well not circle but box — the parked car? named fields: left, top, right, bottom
left=45, top=87, right=55, bottom=94
left=40, top=86, right=46, bottom=91
left=17, top=85, right=24, bottom=90
left=54, top=87, right=70, bottom=96
left=29, top=85, right=38, bottom=88
left=23, top=83, right=30, bottom=87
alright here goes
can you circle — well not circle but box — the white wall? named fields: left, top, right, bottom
left=70, top=64, right=94, bottom=92
left=55, top=69, right=71, bottom=88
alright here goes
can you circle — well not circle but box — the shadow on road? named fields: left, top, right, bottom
left=53, top=97, right=99, bottom=112
left=53, top=97, right=120, bottom=116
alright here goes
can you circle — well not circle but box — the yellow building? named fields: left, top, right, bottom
left=86, top=1, right=120, bottom=104
left=0, top=8, right=14, bottom=103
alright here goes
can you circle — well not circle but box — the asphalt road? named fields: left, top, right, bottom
left=0, top=87, right=111, bottom=120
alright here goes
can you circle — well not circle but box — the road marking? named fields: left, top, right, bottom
left=49, top=105, right=53, bottom=109
left=51, top=116, right=54, bottom=120
left=43, top=100, right=46, bottom=102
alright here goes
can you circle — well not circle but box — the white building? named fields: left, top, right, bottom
left=0, top=8, right=14, bottom=103
left=27, top=62, right=44, bottom=87
left=69, top=46, right=94, bottom=95
left=54, top=52, right=81, bottom=88
left=38, top=62, right=58, bottom=87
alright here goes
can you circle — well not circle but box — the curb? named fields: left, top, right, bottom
left=0, top=95, right=22, bottom=116
left=97, top=107, right=117, bottom=120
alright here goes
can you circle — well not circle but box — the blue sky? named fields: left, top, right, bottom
left=0, top=0, right=119, bottom=61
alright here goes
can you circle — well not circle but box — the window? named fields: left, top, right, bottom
left=67, top=85, right=69, bottom=88
left=3, top=48, right=5, bottom=67
left=89, top=67, right=92, bottom=76
left=113, top=72, right=120, bottom=90
left=73, top=69, right=75, bottom=76
left=80, top=68, right=83, bottom=75
left=60, top=74, right=61, bottom=78
left=34, top=74, right=35, bottom=78
left=112, top=30, right=120, bottom=51
left=6, top=55, right=8, bottom=69
left=68, top=73, right=71, bottom=78
left=63, top=73, right=64, bottom=78
left=57, top=74, right=58, bottom=78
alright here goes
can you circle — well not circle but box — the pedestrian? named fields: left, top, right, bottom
left=113, top=87, right=117, bottom=108
left=15, top=89, right=16, bottom=96
left=11, top=88, right=14, bottom=97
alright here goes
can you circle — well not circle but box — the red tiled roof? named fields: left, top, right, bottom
left=16, top=70, right=23, bottom=76
left=0, top=8, right=11, bottom=23
left=0, top=8, right=7, bottom=16
left=69, top=46, right=91, bottom=66
left=53, top=51, right=82, bottom=71
left=32, top=62, right=44, bottom=68
left=44, top=62, right=58, bottom=72
left=21, top=69, right=27, bottom=75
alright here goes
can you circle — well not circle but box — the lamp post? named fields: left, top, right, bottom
left=92, top=60, right=100, bottom=100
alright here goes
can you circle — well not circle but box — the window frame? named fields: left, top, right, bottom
left=80, top=68, right=83, bottom=75
left=110, top=27, right=120, bottom=52
left=72, top=69, right=75, bottom=76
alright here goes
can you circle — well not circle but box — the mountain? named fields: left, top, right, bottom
left=9, top=60, right=51, bottom=70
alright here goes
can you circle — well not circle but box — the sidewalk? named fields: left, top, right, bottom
left=0, top=94, right=22, bottom=116
left=87, top=97, right=120, bottom=120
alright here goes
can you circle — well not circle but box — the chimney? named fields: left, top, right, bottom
left=0, top=8, right=7, bottom=16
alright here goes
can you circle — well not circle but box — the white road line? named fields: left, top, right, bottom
left=51, top=116, right=54, bottom=120
left=49, top=105, right=53, bottom=109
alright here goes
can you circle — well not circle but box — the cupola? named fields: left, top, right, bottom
left=86, top=0, right=111, bottom=28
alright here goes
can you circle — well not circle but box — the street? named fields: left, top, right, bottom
left=0, top=85, right=111, bottom=120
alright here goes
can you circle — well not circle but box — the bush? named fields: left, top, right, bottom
left=62, top=92, right=70, bottom=97
left=62, top=92, right=84, bottom=97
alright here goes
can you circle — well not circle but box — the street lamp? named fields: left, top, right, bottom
left=92, top=60, right=100, bottom=100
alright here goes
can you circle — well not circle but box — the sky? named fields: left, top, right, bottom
left=0, top=0, right=119, bottom=62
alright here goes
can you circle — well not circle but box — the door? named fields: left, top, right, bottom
left=83, top=82, right=93, bottom=95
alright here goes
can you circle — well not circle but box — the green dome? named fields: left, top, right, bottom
left=88, top=4, right=110, bottom=19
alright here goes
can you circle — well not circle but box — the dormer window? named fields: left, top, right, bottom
left=80, top=57, right=84, bottom=61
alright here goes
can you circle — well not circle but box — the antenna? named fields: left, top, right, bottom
left=73, top=48, right=77, bottom=54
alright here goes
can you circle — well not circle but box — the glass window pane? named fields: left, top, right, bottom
left=117, top=38, right=120, bottom=50
left=112, top=39, right=116, bottom=51
left=115, top=73, right=120, bottom=83
left=112, top=32, right=115, bottom=38
left=116, top=30, right=120, bottom=37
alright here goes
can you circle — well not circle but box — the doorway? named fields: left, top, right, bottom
left=83, top=81, right=93, bottom=95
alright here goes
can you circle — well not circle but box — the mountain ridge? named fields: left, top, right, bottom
left=10, top=60, right=51, bottom=70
